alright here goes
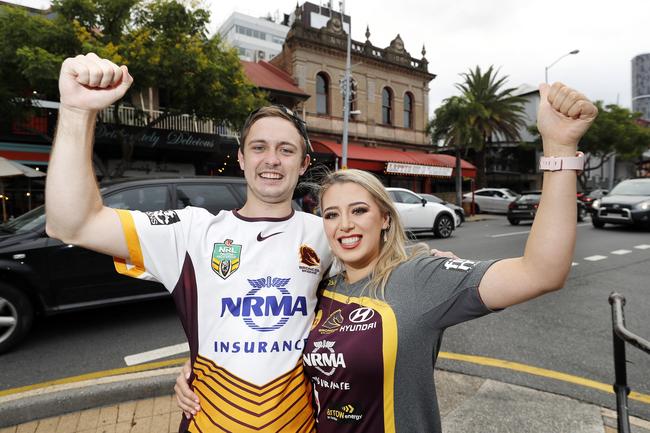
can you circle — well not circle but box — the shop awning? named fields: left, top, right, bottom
left=0, top=142, right=50, bottom=166
left=311, top=140, right=476, bottom=179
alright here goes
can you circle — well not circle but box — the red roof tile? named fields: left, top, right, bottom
left=241, top=61, right=309, bottom=98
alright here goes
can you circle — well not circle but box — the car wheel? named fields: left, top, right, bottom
left=577, top=206, right=586, bottom=222
left=433, top=214, right=454, bottom=238
left=508, top=218, right=519, bottom=225
left=0, top=283, right=34, bottom=354
left=592, top=218, right=605, bottom=229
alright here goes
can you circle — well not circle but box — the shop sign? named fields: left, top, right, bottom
left=385, top=162, right=453, bottom=177
left=94, top=124, right=219, bottom=152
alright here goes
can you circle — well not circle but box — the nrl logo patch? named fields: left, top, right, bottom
left=145, top=210, right=180, bottom=225
left=212, top=239, right=242, bottom=279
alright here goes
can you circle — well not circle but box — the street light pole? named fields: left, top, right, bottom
left=341, top=0, right=351, bottom=169
left=545, top=49, right=579, bottom=83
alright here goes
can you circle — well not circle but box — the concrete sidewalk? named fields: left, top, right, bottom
left=1, top=367, right=650, bottom=433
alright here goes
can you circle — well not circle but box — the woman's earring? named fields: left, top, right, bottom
left=383, top=227, right=388, bottom=243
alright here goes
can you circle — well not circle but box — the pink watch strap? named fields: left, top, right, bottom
left=539, top=152, right=584, bottom=171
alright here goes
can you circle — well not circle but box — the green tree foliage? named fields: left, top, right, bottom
left=428, top=96, right=481, bottom=205
left=0, top=0, right=266, bottom=133
left=0, top=5, right=79, bottom=127
left=455, top=66, right=528, bottom=188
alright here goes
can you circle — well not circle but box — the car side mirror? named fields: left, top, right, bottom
left=421, top=198, right=427, bottom=206
left=602, top=191, right=608, bottom=196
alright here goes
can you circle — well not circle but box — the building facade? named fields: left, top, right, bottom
left=217, top=12, right=291, bottom=62
left=632, top=53, right=650, bottom=121
left=268, top=2, right=475, bottom=193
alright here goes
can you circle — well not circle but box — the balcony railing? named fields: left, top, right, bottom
left=99, top=105, right=239, bottom=138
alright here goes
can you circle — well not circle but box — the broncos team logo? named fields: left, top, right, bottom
left=212, top=239, right=242, bottom=279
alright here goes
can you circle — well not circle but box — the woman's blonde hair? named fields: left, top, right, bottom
left=318, top=169, right=427, bottom=299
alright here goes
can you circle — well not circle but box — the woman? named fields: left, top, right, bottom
left=175, top=82, right=597, bottom=432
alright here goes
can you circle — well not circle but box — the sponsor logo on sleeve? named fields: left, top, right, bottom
left=443, top=258, right=478, bottom=272
left=299, top=244, right=321, bottom=274
left=145, top=210, right=180, bottom=225
left=326, top=403, right=364, bottom=423
left=211, top=239, right=241, bottom=279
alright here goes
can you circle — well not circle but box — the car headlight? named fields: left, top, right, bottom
left=639, top=200, right=650, bottom=210
left=592, top=199, right=601, bottom=210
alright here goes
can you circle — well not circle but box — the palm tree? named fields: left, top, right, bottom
left=428, top=96, right=480, bottom=206
left=456, top=66, right=528, bottom=188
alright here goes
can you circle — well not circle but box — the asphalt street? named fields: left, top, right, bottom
left=428, top=216, right=650, bottom=420
left=1, top=215, right=649, bottom=420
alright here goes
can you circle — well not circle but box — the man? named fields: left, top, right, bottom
left=47, top=53, right=333, bottom=433
left=47, top=53, right=455, bottom=433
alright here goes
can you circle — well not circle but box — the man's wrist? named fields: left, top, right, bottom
left=542, top=140, right=578, bottom=157
left=58, top=104, right=98, bottom=125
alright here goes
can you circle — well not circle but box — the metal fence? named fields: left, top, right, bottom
left=99, top=105, right=239, bottom=138
left=608, top=292, right=650, bottom=433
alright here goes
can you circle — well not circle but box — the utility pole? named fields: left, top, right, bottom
left=340, top=0, right=351, bottom=169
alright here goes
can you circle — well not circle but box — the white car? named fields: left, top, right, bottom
left=386, top=188, right=459, bottom=238
left=462, top=188, right=520, bottom=214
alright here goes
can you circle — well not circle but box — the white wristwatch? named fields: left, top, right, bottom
left=539, top=152, right=585, bottom=172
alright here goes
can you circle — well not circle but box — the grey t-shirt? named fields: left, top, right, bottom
left=302, top=255, right=499, bottom=433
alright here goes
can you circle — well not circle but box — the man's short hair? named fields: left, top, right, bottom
left=240, top=105, right=312, bottom=157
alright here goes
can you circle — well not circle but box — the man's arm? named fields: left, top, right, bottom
left=478, top=83, right=598, bottom=310
left=45, top=53, right=133, bottom=258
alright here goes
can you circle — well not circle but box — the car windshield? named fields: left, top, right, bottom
left=518, top=194, right=541, bottom=202
left=1, top=205, right=46, bottom=234
left=505, top=189, right=519, bottom=197
left=609, top=180, right=650, bottom=196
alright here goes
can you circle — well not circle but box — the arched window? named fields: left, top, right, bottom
left=403, top=92, right=414, bottom=129
left=382, top=87, right=393, bottom=125
left=316, top=73, right=329, bottom=115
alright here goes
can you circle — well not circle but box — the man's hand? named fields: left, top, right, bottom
left=537, top=82, right=598, bottom=155
left=174, top=360, right=201, bottom=419
left=431, top=249, right=459, bottom=260
left=59, top=53, right=133, bottom=111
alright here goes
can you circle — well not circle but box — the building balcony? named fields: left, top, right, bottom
left=99, top=105, right=239, bottom=138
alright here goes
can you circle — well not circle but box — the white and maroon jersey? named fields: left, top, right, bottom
left=113, top=207, right=332, bottom=433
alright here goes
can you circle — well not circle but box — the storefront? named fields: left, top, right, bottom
left=310, top=139, right=476, bottom=194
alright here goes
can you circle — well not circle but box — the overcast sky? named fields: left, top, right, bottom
left=15, top=0, right=650, bottom=116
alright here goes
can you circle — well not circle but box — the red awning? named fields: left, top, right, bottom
left=311, top=140, right=476, bottom=179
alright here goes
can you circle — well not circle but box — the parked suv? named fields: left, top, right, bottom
left=591, top=178, right=650, bottom=229
left=0, top=176, right=248, bottom=353
left=386, top=188, right=459, bottom=238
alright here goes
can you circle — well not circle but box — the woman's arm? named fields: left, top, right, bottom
left=478, top=83, right=598, bottom=310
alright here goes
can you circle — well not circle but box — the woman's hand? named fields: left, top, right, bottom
left=537, top=82, right=598, bottom=156
left=174, top=360, right=201, bottom=419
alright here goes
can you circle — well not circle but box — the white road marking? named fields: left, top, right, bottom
left=489, top=223, right=591, bottom=238
left=490, top=230, right=531, bottom=238
left=571, top=262, right=579, bottom=266
left=124, top=343, right=189, bottom=366
left=584, top=255, right=607, bottom=262
left=611, top=249, right=632, bottom=255
left=634, top=244, right=650, bottom=250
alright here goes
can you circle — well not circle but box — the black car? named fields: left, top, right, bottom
left=0, top=176, right=248, bottom=353
left=591, top=179, right=650, bottom=229
left=507, top=191, right=587, bottom=225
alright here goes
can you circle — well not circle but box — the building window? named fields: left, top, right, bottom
left=382, top=87, right=393, bottom=125
left=235, top=25, right=267, bottom=41
left=316, top=73, right=329, bottom=115
left=403, top=92, right=414, bottom=129
left=272, top=35, right=285, bottom=44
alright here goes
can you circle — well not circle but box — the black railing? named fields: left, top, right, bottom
left=608, top=292, right=650, bottom=433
